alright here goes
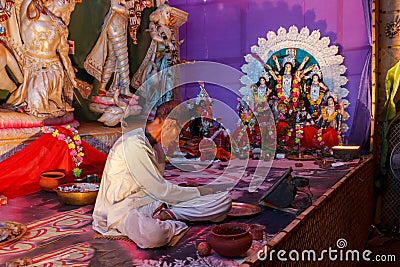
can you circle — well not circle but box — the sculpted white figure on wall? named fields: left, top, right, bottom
left=84, top=0, right=142, bottom=127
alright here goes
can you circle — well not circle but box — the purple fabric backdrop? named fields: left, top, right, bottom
left=171, top=0, right=370, bottom=142
left=347, top=0, right=372, bottom=150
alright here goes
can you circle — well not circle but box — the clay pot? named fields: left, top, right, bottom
left=39, top=170, right=66, bottom=192
left=250, top=224, right=266, bottom=240
left=209, top=222, right=253, bottom=257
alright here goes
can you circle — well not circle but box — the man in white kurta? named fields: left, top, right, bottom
left=93, top=102, right=232, bottom=248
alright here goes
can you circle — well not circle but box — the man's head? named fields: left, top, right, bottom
left=154, top=100, right=181, bottom=121
left=149, top=100, right=187, bottom=147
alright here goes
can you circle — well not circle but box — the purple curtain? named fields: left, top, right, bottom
left=347, top=0, right=372, bottom=150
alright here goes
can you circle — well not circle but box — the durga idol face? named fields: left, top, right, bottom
left=284, top=63, right=292, bottom=73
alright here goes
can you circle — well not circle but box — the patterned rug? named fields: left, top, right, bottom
left=0, top=159, right=350, bottom=266
left=1, top=207, right=94, bottom=266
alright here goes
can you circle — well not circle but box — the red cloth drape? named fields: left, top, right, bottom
left=321, top=127, right=339, bottom=149
left=301, top=125, right=319, bottom=148
left=0, top=127, right=108, bottom=199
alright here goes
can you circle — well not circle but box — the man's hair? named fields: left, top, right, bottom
left=154, top=100, right=181, bottom=121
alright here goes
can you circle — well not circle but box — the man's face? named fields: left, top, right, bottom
left=161, top=119, right=180, bottom=148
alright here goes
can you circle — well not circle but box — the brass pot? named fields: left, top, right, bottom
left=209, top=222, right=252, bottom=257
left=39, top=170, right=66, bottom=192
left=56, top=183, right=99, bottom=206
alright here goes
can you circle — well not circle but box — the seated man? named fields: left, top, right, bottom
left=93, top=101, right=232, bottom=248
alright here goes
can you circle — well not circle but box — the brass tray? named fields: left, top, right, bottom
left=0, top=221, right=27, bottom=247
left=320, top=164, right=349, bottom=170
left=228, top=202, right=262, bottom=217
left=287, top=155, right=317, bottom=161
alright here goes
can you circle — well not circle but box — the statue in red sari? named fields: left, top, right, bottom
left=305, top=67, right=328, bottom=123
left=318, top=95, right=344, bottom=148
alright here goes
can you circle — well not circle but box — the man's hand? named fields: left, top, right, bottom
left=198, top=186, right=214, bottom=196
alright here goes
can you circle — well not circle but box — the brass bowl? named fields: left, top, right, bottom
left=56, top=183, right=99, bottom=206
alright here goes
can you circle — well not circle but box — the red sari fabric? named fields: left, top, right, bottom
left=321, top=127, right=339, bottom=148
left=301, top=125, right=319, bottom=148
left=0, top=127, right=107, bottom=199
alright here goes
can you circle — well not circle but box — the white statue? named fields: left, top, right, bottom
left=132, top=2, right=185, bottom=116
left=84, top=0, right=142, bottom=127
left=6, top=0, right=77, bottom=117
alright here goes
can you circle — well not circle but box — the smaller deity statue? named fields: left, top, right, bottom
left=305, top=66, right=328, bottom=121
left=185, top=82, right=213, bottom=138
left=237, top=97, right=254, bottom=126
left=315, top=94, right=344, bottom=148
left=320, top=95, right=344, bottom=132
left=251, top=76, right=272, bottom=116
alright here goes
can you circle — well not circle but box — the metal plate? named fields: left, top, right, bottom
left=0, top=221, right=27, bottom=247
left=320, top=164, right=349, bottom=170
left=228, top=202, right=262, bottom=217
left=287, top=155, right=317, bottom=161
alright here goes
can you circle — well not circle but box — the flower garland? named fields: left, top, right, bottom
left=316, top=128, right=325, bottom=148
left=276, top=74, right=300, bottom=107
left=321, top=106, right=338, bottom=123
left=294, top=123, right=303, bottom=145
left=41, top=125, right=84, bottom=178
left=307, top=83, right=325, bottom=106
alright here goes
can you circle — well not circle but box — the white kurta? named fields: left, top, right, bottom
left=93, top=128, right=231, bottom=248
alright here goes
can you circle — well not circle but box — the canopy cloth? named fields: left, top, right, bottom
left=0, top=126, right=107, bottom=199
